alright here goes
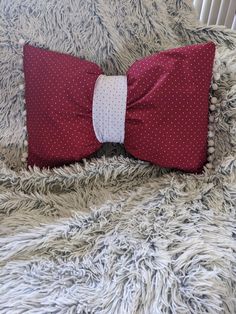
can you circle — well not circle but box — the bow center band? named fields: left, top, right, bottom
left=92, top=74, right=128, bottom=144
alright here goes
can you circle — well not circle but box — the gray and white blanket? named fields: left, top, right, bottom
left=0, top=0, right=236, bottom=313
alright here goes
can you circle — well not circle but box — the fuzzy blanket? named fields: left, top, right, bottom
left=0, top=0, right=236, bottom=313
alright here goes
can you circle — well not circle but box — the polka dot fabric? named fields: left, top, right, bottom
left=24, top=44, right=102, bottom=168
left=126, top=42, right=215, bottom=172
left=24, top=42, right=215, bottom=172
left=92, top=75, right=127, bottom=143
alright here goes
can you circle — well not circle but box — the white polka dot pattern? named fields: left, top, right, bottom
left=22, top=41, right=216, bottom=172
left=92, top=75, right=127, bottom=143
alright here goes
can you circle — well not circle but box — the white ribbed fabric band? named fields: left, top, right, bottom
left=92, top=74, right=127, bottom=143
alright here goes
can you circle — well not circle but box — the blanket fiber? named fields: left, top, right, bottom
left=0, top=0, right=236, bottom=313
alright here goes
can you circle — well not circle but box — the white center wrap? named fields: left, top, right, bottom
left=92, top=74, right=128, bottom=143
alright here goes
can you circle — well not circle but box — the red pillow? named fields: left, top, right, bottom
left=23, top=42, right=215, bottom=172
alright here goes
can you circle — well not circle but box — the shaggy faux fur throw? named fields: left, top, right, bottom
left=0, top=0, right=236, bottom=313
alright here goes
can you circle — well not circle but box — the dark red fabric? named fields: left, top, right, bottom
left=24, top=42, right=215, bottom=172
left=24, top=45, right=102, bottom=168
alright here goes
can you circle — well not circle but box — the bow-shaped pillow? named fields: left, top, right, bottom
left=23, top=42, right=215, bottom=172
